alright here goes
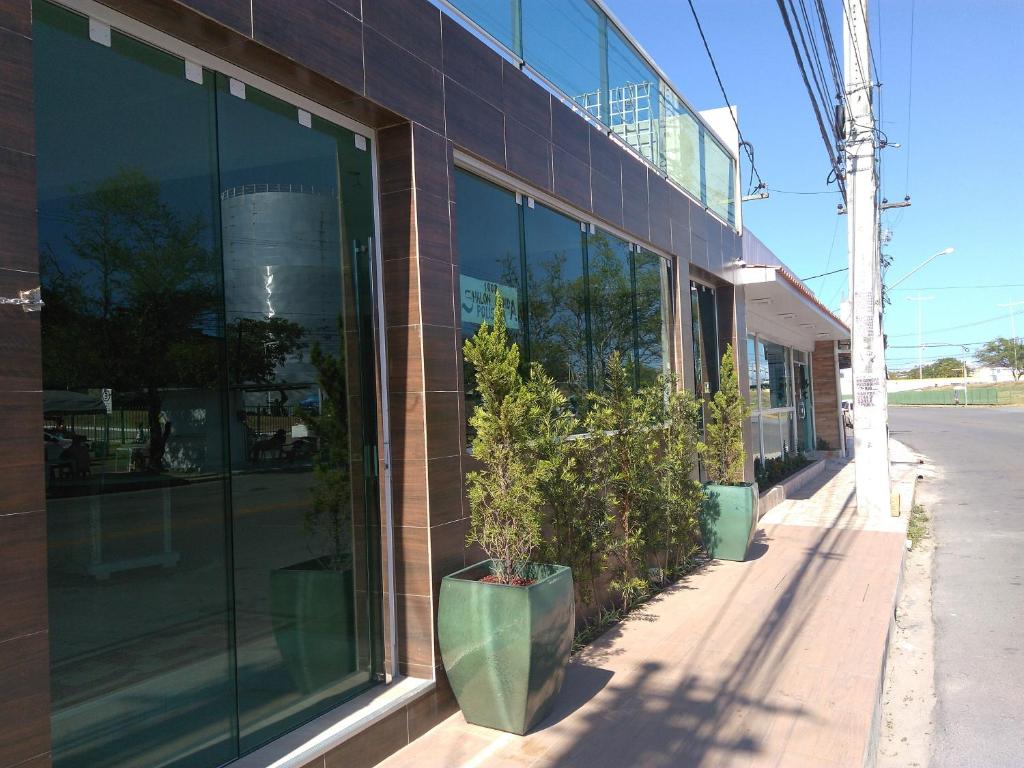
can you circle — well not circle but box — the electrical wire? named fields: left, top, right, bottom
left=889, top=283, right=1024, bottom=292
left=774, top=0, right=847, bottom=200
left=904, top=0, right=916, bottom=194
left=768, top=187, right=841, bottom=195
left=802, top=265, right=847, bottom=281
left=684, top=0, right=765, bottom=194
left=887, top=309, right=1024, bottom=339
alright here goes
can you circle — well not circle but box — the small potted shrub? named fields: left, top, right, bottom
left=270, top=332, right=356, bottom=693
left=698, top=344, right=758, bottom=561
left=438, top=294, right=574, bottom=735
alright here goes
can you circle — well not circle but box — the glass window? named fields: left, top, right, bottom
left=35, top=4, right=383, bottom=766
left=215, top=74, right=380, bottom=752
left=587, top=229, right=636, bottom=389
left=660, top=88, right=702, bottom=200
left=633, top=249, right=669, bottom=387
left=521, top=0, right=604, bottom=119
left=448, top=0, right=520, bottom=54
left=756, top=338, right=771, bottom=410
left=761, top=339, right=791, bottom=409
left=761, top=411, right=785, bottom=461
left=524, top=202, right=589, bottom=409
left=606, top=27, right=660, bottom=166
left=698, top=283, right=720, bottom=393
left=690, top=282, right=719, bottom=398
left=35, top=4, right=235, bottom=766
left=454, top=170, right=525, bottom=426
left=704, top=130, right=735, bottom=224
left=747, top=335, right=759, bottom=409
left=750, top=414, right=763, bottom=465
left=455, top=170, right=524, bottom=346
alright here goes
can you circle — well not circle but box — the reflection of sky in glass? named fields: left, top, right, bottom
left=454, top=171, right=523, bottom=344
left=448, top=0, right=518, bottom=53
left=522, top=0, right=603, bottom=105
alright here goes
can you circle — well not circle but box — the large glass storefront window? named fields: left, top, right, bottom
left=35, top=3, right=382, bottom=766
left=690, top=281, right=719, bottom=399
left=747, top=333, right=810, bottom=465
left=587, top=229, right=637, bottom=390
left=524, top=201, right=589, bottom=408
left=634, top=249, right=670, bottom=387
left=454, top=169, right=671, bottom=418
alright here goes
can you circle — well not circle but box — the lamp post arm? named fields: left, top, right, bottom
left=887, top=247, right=955, bottom=290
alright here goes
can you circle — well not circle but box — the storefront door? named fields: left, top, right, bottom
left=34, top=3, right=384, bottom=765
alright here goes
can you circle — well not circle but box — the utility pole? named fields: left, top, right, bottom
left=997, top=300, right=1024, bottom=375
left=844, top=0, right=890, bottom=515
left=906, top=294, right=934, bottom=378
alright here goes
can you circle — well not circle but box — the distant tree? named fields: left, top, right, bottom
left=921, top=357, right=969, bottom=378
left=976, top=337, right=1024, bottom=381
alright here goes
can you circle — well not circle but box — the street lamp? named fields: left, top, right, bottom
left=996, top=299, right=1024, bottom=376
left=887, top=247, right=955, bottom=290
left=906, top=294, right=935, bottom=378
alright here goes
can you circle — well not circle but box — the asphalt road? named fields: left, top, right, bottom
left=889, top=407, right=1024, bottom=768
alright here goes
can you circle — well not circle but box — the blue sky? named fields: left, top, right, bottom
left=605, top=0, right=1024, bottom=369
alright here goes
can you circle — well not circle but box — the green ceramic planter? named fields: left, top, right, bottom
left=437, top=560, right=574, bottom=735
left=270, top=558, right=357, bottom=694
left=701, top=482, right=759, bottom=561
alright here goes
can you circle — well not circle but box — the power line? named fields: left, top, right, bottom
left=888, top=309, right=1024, bottom=339
left=904, top=0, right=916, bottom=193
left=774, top=0, right=847, bottom=200
left=684, top=0, right=765, bottom=194
left=890, top=283, right=1024, bottom=292
left=802, top=265, right=847, bottom=281
left=768, top=187, right=841, bottom=195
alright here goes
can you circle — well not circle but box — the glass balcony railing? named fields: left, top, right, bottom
left=443, top=0, right=738, bottom=227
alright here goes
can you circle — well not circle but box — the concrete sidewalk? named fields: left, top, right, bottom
left=378, top=443, right=920, bottom=768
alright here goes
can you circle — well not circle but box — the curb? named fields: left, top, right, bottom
left=863, top=453, right=924, bottom=767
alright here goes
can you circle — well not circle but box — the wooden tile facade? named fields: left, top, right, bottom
left=812, top=340, right=844, bottom=452
left=0, top=0, right=791, bottom=765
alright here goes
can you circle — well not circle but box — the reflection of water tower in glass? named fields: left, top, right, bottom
left=221, top=184, right=343, bottom=409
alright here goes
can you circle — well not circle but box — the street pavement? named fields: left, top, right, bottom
left=889, top=407, right=1024, bottom=768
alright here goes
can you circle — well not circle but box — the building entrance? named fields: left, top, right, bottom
left=35, top=3, right=384, bottom=765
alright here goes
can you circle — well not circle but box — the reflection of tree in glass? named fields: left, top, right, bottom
left=227, top=316, right=305, bottom=415
left=633, top=254, right=665, bottom=387
left=587, top=233, right=636, bottom=391
left=526, top=250, right=588, bottom=409
left=303, top=319, right=352, bottom=571
left=42, top=168, right=217, bottom=469
left=41, top=167, right=303, bottom=470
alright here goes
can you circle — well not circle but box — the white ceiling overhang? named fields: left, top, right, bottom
left=735, top=266, right=850, bottom=349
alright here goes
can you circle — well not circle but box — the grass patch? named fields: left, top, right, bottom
left=908, top=504, right=929, bottom=547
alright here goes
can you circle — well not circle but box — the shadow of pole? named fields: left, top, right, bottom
left=527, top=476, right=864, bottom=767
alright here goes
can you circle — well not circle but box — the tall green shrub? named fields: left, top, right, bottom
left=463, top=293, right=562, bottom=583
left=699, top=343, right=748, bottom=485
left=538, top=422, right=613, bottom=606
left=586, top=351, right=662, bottom=609
left=657, top=384, right=705, bottom=573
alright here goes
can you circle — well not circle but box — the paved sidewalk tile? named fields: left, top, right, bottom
left=379, top=442, right=917, bottom=768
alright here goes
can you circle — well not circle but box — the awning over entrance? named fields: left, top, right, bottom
left=736, top=265, right=849, bottom=349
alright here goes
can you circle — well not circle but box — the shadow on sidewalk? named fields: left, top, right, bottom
left=528, top=486, right=862, bottom=767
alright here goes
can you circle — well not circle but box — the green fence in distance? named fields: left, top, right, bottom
left=889, top=387, right=1003, bottom=406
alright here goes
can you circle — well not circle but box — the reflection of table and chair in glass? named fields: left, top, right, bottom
left=44, top=390, right=181, bottom=581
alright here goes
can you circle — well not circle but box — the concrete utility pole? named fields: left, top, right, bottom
left=907, top=294, right=935, bottom=378
left=997, top=300, right=1024, bottom=375
left=844, top=0, right=890, bottom=515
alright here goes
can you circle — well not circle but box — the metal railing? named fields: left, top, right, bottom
left=436, top=0, right=738, bottom=228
